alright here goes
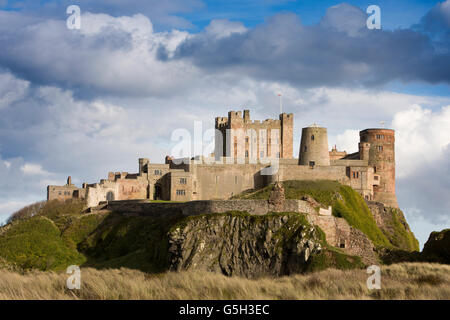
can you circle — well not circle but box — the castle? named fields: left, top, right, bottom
left=47, top=110, right=398, bottom=208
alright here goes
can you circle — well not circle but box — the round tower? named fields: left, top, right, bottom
left=298, top=125, right=330, bottom=166
left=359, top=128, right=398, bottom=208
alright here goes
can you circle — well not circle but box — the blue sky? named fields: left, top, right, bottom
left=0, top=0, right=449, bottom=248
left=183, top=0, right=439, bottom=29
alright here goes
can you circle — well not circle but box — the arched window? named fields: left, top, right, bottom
left=311, top=135, right=315, bottom=141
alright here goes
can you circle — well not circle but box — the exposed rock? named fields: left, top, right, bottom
left=168, top=213, right=323, bottom=278
left=268, top=182, right=285, bottom=211
left=422, top=229, right=450, bottom=263
left=301, top=194, right=321, bottom=208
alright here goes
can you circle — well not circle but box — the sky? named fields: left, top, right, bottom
left=0, top=0, right=449, bottom=248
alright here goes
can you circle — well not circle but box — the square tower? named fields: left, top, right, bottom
left=214, top=109, right=294, bottom=160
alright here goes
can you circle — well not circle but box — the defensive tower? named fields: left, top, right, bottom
left=359, top=129, right=398, bottom=207
left=298, top=125, right=330, bottom=166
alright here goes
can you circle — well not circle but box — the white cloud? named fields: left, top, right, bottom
left=393, top=104, right=450, bottom=178
left=205, top=19, right=248, bottom=39
left=0, top=200, right=31, bottom=224
left=334, top=130, right=359, bottom=153
left=0, top=72, right=29, bottom=109
left=20, top=163, right=48, bottom=175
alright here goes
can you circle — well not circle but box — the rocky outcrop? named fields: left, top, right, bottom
left=422, top=229, right=450, bottom=263
left=366, top=201, right=419, bottom=251
left=168, top=213, right=323, bottom=278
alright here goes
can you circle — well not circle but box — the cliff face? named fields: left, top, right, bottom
left=366, top=201, right=419, bottom=252
left=167, top=212, right=365, bottom=278
left=422, top=229, right=450, bottom=263
left=168, top=213, right=323, bottom=278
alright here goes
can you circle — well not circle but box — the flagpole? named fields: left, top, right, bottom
left=278, top=93, right=282, bottom=114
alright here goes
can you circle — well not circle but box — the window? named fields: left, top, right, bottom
left=374, top=166, right=377, bottom=173
left=309, top=161, right=315, bottom=168
left=340, top=243, right=345, bottom=248
left=377, top=146, right=383, bottom=152
left=260, top=151, right=264, bottom=158
left=245, top=150, right=249, bottom=158
left=352, top=171, right=359, bottom=179
left=374, top=176, right=379, bottom=180
left=154, top=169, right=162, bottom=176
left=311, top=135, right=315, bottom=141
left=276, top=152, right=280, bottom=158
left=245, top=137, right=249, bottom=143
left=179, top=178, right=187, bottom=184
left=304, top=146, right=307, bottom=152
left=376, top=134, right=385, bottom=139
left=176, top=189, right=186, bottom=196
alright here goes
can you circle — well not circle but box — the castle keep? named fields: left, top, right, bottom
left=47, top=109, right=398, bottom=208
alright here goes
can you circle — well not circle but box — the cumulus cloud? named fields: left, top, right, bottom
left=170, top=5, right=450, bottom=88
left=0, top=11, right=195, bottom=98
left=0, top=72, right=29, bottom=109
left=393, top=104, right=450, bottom=178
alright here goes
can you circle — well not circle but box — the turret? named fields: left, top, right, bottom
left=139, top=158, right=149, bottom=174
left=359, top=128, right=398, bottom=207
left=298, top=125, right=330, bottom=166
left=280, top=113, right=294, bottom=158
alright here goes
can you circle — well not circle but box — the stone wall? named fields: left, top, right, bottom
left=103, top=198, right=376, bottom=265
left=105, top=198, right=317, bottom=217
left=307, top=215, right=377, bottom=265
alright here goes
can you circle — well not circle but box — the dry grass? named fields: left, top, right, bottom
left=0, top=263, right=449, bottom=300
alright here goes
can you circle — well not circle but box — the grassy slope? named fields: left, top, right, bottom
left=0, top=216, right=84, bottom=271
left=384, top=208, right=420, bottom=251
left=236, top=180, right=408, bottom=249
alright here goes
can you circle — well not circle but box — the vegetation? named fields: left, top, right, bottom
left=0, top=263, right=448, bottom=300
left=0, top=216, right=84, bottom=271
left=235, top=180, right=412, bottom=249
left=6, top=200, right=46, bottom=224
left=236, top=180, right=341, bottom=206
left=382, top=208, right=420, bottom=251
left=333, top=186, right=391, bottom=248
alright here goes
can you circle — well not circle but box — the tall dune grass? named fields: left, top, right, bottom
left=0, top=263, right=449, bottom=300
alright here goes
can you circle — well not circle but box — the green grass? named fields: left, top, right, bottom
left=236, top=180, right=341, bottom=207
left=384, top=208, right=420, bottom=251
left=0, top=216, right=84, bottom=271
left=306, top=246, right=365, bottom=272
left=333, top=186, right=391, bottom=248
